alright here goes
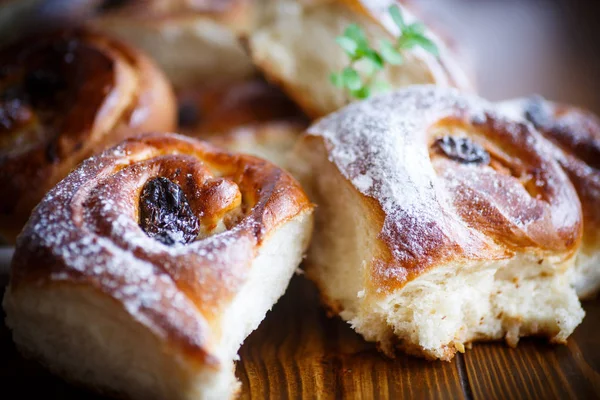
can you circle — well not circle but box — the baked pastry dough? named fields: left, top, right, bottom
left=0, top=30, right=176, bottom=242
left=250, top=0, right=473, bottom=117
left=3, top=133, right=314, bottom=399
left=292, top=85, right=585, bottom=361
left=177, top=78, right=308, bottom=168
left=91, top=0, right=258, bottom=87
left=499, top=96, right=600, bottom=299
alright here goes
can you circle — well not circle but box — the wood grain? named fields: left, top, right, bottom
left=1, top=276, right=599, bottom=399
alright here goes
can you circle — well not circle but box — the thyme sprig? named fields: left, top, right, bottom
left=329, top=5, right=439, bottom=100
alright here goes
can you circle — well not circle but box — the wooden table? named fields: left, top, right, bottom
left=1, top=274, right=599, bottom=399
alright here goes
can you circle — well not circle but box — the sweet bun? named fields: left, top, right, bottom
left=91, top=0, right=258, bottom=87
left=0, top=29, right=176, bottom=242
left=3, top=133, right=314, bottom=399
left=177, top=78, right=309, bottom=168
left=291, top=85, right=585, bottom=361
left=499, top=96, right=600, bottom=299
left=249, top=0, right=473, bottom=118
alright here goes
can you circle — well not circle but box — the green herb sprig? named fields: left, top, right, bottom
left=329, top=5, right=439, bottom=100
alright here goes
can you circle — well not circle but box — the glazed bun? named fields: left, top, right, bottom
left=0, top=29, right=176, bottom=242
left=499, top=96, right=600, bottom=299
left=91, top=0, right=258, bottom=87
left=250, top=0, right=473, bottom=118
left=292, top=85, right=585, bottom=361
left=3, top=133, right=314, bottom=399
left=177, top=78, right=308, bottom=168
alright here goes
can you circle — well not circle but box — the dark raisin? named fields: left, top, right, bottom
left=139, top=177, right=199, bottom=246
left=434, top=136, right=490, bottom=165
left=45, top=141, right=59, bottom=163
left=97, top=0, right=131, bottom=12
left=24, top=69, right=66, bottom=104
left=177, top=101, right=200, bottom=128
left=524, top=95, right=551, bottom=130
left=0, top=98, right=28, bottom=130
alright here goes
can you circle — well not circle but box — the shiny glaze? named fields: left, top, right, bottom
left=177, top=78, right=307, bottom=136
left=0, top=30, right=176, bottom=242
left=307, top=86, right=582, bottom=293
left=9, top=133, right=313, bottom=364
left=503, top=97, right=600, bottom=249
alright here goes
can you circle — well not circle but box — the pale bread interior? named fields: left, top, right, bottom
left=4, top=211, right=313, bottom=399
left=207, top=123, right=304, bottom=170
left=250, top=1, right=450, bottom=117
left=571, top=247, right=600, bottom=299
left=93, top=17, right=255, bottom=87
left=293, top=138, right=584, bottom=361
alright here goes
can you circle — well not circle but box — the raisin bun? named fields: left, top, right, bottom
left=291, top=85, right=585, bottom=361
left=250, top=0, right=473, bottom=118
left=3, top=133, right=314, bottom=399
left=177, top=78, right=309, bottom=168
left=90, top=0, right=259, bottom=88
left=0, top=29, right=176, bottom=242
left=499, top=96, right=600, bottom=299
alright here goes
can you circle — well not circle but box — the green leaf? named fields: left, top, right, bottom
left=371, top=80, right=391, bottom=93
left=402, top=34, right=439, bottom=56
left=388, top=4, right=405, bottom=30
left=363, top=49, right=385, bottom=70
left=405, top=22, right=425, bottom=35
left=350, top=86, right=371, bottom=99
left=342, top=67, right=362, bottom=91
left=343, top=24, right=369, bottom=49
left=329, top=72, right=345, bottom=88
left=335, top=36, right=358, bottom=58
left=379, top=39, right=404, bottom=65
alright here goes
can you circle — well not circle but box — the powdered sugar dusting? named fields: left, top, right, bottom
left=309, top=86, right=490, bottom=268
left=11, top=134, right=309, bottom=357
left=307, top=85, right=581, bottom=287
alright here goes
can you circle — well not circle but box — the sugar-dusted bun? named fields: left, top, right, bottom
left=0, top=29, right=177, bottom=243
left=177, top=78, right=309, bottom=168
left=91, top=0, right=258, bottom=88
left=3, top=133, right=314, bottom=399
left=249, top=0, right=473, bottom=118
left=499, top=97, right=600, bottom=299
left=291, top=85, right=584, bottom=361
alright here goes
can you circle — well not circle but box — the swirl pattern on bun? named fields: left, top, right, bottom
left=292, top=85, right=585, bottom=361
left=500, top=96, right=600, bottom=298
left=0, top=30, right=177, bottom=241
left=3, top=133, right=314, bottom=399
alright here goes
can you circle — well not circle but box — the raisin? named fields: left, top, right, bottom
left=524, top=95, right=551, bottom=130
left=139, top=177, right=199, bottom=246
left=24, top=69, right=66, bottom=106
left=97, top=0, right=131, bottom=12
left=434, top=136, right=490, bottom=165
left=177, top=100, right=200, bottom=128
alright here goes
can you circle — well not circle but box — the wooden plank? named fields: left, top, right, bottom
left=463, top=300, right=600, bottom=400
left=1, top=276, right=599, bottom=398
left=236, top=276, right=465, bottom=400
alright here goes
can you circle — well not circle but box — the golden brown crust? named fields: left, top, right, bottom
left=9, top=132, right=313, bottom=364
left=306, top=86, right=582, bottom=294
left=98, top=0, right=254, bottom=31
left=510, top=97, right=600, bottom=248
left=176, top=78, right=308, bottom=167
left=177, top=78, right=307, bottom=137
left=0, top=30, right=177, bottom=242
